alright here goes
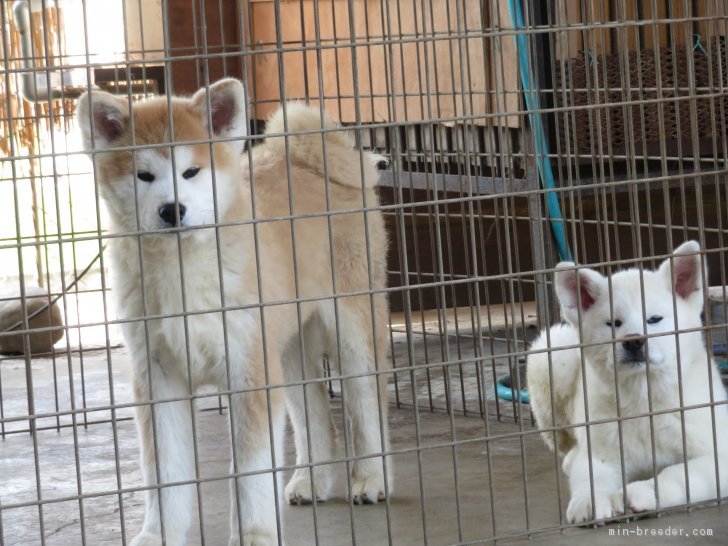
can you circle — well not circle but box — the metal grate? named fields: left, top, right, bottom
left=554, top=37, right=728, bottom=158
left=0, top=1, right=727, bottom=545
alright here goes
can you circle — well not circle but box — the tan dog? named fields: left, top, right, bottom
left=77, top=79, right=391, bottom=545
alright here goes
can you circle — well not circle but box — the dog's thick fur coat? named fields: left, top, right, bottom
left=528, top=242, right=728, bottom=524
left=77, top=79, right=391, bottom=545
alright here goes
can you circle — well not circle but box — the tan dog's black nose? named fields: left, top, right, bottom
left=158, top=203, right=186, bottom=226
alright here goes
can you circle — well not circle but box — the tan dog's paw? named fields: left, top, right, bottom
left=229, top=530, right=277, bottom=546
left=624, top=480, right=657, bottom=513
left=351, top=475, right=385, bottom=505
left=285, top=468, right=331, bottom=505
left=129, top=531, right=162, bottom=546
left=567, top=489, right=622, bottom=525
left=351, top=459, right=389, bottom=505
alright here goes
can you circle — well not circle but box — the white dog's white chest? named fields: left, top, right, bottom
left=589, top=404, right=687, bottom=476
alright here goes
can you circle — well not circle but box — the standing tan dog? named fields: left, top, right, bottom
left=77, top=79, right=391, bottom=545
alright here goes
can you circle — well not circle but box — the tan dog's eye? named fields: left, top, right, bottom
left=182, top=167, right=200, bottom=179
left=137, top=171, right=155, bottom=182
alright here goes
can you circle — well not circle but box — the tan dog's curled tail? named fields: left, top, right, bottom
left=264, top=102, right=385, bottom=190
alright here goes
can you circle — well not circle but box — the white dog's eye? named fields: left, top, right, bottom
left=606, top=319, right=622, bottom=328
left=646, top=315, right=663, bottom=324
left=137, top=171, right=155, bottom=183
left=182, top=167, right=200, bottom=179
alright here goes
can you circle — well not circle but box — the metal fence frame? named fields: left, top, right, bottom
left=1, top=0, right=727, bottom=544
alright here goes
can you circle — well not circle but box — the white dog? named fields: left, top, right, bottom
left=528, top=241, right=728, bottom=524
left=77, top=79, right=391, bottom=545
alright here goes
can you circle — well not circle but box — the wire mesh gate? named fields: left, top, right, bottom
left=1, top=1, right=727, bottom=545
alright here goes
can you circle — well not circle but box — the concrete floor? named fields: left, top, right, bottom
left=2, top=326, right=728, bottom=545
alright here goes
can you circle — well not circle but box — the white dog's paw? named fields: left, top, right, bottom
left=285, top=468, right=331, bottom=505
left=624, top=480, right=657, bottom=513
left=567, top=489, right=622, bottom=525
left=129, top=531, right=162, bottom=546
left=351, top=459, right=390, bottom=505
left=229, top=530, right=277, bottom=546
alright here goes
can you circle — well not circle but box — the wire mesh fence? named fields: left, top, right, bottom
left=1, top=0, right=727, bottom=545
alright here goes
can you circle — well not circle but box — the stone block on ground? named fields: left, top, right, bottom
left=0, top=285, right=64, bottom=355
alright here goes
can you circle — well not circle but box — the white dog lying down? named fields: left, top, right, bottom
left=77, top=79, right=391, bottom=545
left=528, top=241, right=728, bottom=524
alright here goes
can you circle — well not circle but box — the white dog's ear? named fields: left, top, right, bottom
left=659, top=240, right=704, bottom=301
left=76, top=91, right=129, bottom=151
left=554, top=262, right=605, bottom=323
left=190, top=78, right=248, bottom=140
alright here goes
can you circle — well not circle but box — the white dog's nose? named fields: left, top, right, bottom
left=622, top=335, right=645, bottom=354
left=158, top=203, right=186, bottom=226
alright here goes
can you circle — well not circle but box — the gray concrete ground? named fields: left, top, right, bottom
left=1, top=324, right=727, bottom=545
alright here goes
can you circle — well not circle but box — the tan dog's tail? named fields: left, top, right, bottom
left=264, top=103, right=384, bottom=189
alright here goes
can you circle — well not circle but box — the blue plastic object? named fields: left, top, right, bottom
left=506, top=0, right=573, bottom=262
left=496, top=374, right=530, bottom=404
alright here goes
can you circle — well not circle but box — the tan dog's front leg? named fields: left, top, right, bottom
left=131, top=362, right=196, bottom=546
left=227, top=358, right=285, bottom=546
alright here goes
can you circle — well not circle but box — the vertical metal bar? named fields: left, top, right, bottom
left=0, top=3, right=45, bottom=543
left=34, top=0, right=87, bottom=541
left=682, top=0, right=720, bottom=508
left=381, top=1, right=430, bottom=541
left=610, top=0, right=650, bottom=516
left=344, top=0, right=395, bottom=540
left=78, top=0, right=134, bottom=541
left=705, top=0, right=728, bottom=503
left=418, top=1, right=465, bottom=538
left=662, top=0, right=693, bottom=511
left=237, top=1, right=285, bottom=542
left=533, top=7, right=567, bottom=524
left=272, top=0, right=334, bottom=541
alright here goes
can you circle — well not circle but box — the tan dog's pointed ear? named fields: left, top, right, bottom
left=659, top=241, right=704, bottom=301
left=190, top=78, right=248, bottom=141
left=76, top=90, right=129, bottom=151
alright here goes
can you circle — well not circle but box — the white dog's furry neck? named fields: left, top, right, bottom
left=584, top=352, right=681, bottom=416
